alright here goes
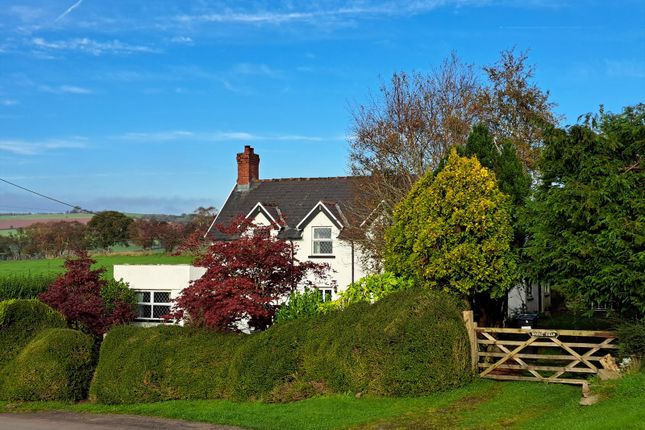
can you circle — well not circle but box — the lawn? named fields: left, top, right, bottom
left=2, top=372, right=643, bottom=430
left=0, top=254, right=194, bottom=280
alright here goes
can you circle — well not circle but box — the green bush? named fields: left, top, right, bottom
left=332, top=272, right=415, bottom=308
left=91, top=289, right=472, bottom=404
left=90, top=325, right=244, bottom=404
left=618, top=320, right=645, bottom=359
left=274, top=288, right=325, bottom=323
left=0, top=274, right=57, bottom=301
left=0, top=299, right=66, bottom=366
left=0, top=328, right=94, bottom=401
left=101, top=278, right=137, bottom=314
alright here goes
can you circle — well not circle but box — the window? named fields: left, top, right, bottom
left=312, top=227, right=333, bottom=255
left=317, top=287, right=334, bottom=302
left=135, top=291, right=172, bottom=321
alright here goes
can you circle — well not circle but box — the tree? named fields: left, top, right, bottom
left=172, top=217, right=331, bottom=332
left=384, top=149, right=517, bottom=323
left=86, top=211, right=132, bottom=250
left=128, top=218, right=161, bottom=250
left=525, top=105, right=644, bottom=318
left=156, top=221, right=185, bottom=253
left=349, top=50, right=556, bottom=262
left=38, top=251, right=136, bottom=337
left=349, top=54, right=481, bottom=259
left=479, top=49, right=559, bottom=169
left=23, top=221, right=87, bottom=258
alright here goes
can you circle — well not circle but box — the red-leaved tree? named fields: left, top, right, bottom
left=172, top=217, right=331, bottom=332
left=39, top=251, right=136, bottom=337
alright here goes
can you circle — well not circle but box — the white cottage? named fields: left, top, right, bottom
left=205, top=145, right=368, bottom=300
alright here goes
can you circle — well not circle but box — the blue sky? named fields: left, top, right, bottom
left=1, top=0, right=643, bottom=214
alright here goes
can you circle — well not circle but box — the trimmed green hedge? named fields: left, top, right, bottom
left=91, top=289, right=472, bottom=404
left=0, top=299, right=66, bottom=366
left=0, top=328, right=95, bottom=401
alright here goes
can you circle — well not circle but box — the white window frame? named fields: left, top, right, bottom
left=135, top=290, right=172, bottom=322
left=317, top=287, right=334, bottom=302
left=312, top=226, right=333, bottom=256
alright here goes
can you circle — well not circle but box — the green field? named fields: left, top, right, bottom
left=0, top=213, right=93, bottom=221
left=2, top=371, right=644, bottom=430
left=0, top=254, right=194, bottom=280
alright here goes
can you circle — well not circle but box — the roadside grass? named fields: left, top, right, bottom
left=1, top=371, right=644, bottom=430
left=0, top=254, right=194, bottom=280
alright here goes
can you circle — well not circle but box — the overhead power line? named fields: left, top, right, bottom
left=0, top=177, right=94, bottom=214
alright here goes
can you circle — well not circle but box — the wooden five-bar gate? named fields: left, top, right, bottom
left=463, top=311, right=618, bottom=392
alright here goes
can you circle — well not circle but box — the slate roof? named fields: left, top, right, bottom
left=208, top=177, right=362, bottom=240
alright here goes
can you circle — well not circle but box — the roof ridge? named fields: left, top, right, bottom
left=259, top=176, right=357, bottom=182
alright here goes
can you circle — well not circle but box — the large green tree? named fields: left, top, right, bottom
left=86, top=211, right=132, bottom=250
left=384, top=149, right=517, bottom=322
left=525, top=105, right=644, bottom=318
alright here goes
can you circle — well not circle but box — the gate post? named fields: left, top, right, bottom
left=463, top=310, right=478, bottom=372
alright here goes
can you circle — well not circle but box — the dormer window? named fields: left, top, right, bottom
left=312, top=227, right=333, bottom=255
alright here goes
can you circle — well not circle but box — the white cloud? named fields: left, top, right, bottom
left=0, top=137, right=88, bottom=155
left=32, top=37, right=159, bottom=56
left=169, top=35, right=193, bottom=44
left=605, top=59, right=645, bottom=79
left=114, top=129, right=332, bottom=143
left=0, top=99, right=18, bottom=106
left=38, top=84, right=93, bottom=95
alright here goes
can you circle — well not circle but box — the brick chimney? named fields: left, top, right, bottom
left=236, top=145, right=260, bottom=189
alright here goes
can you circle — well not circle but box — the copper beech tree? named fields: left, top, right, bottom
left=171, top=217, right=332, bottom=332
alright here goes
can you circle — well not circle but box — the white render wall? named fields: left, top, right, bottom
left=114, top=264, right=206, bottom=297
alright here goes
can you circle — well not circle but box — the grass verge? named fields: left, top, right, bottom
left=1, top=371, right=644, bottom=430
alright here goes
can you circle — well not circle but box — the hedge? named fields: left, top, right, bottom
left=0, top=299, right=66, bottom=366
left=91, top=289, right=472, bottom=404
left=0, top=328, right=95, bottom=401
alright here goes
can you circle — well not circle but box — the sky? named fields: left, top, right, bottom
left=0, top=0, right=643, bottom=215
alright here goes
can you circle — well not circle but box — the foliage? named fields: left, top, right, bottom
left=101, top=278, right=137, bottom=321
left=38, top=251, right=136, bottom=336
left=128, top=218, right=161, bottom=250
left=0, top=273, right=57, bottom=301
left=0, top=221, right=87, bottom=259
left=86, top=210, right=133, bottom=249
left=385, top=149, right=517, bottom=301
left=478, top=49, right=558, bottom=169
left=274, top=288, right=325, bottom=323
left=0, top=328, right=95, bottom=401
left=331, top=272, right=415, bottom=309
left=91, top=289, right=471, bottom=404
left=525, top=104, right=644, bottom=318
left=349, top=50, right=556, bottom=261
left=172, top=217, right=330, bottom=332
left=617, top=319, right=645, bottom=359
left=0, top=299, right=66, bottom=366
left=457, top=124, right=531, bottom=208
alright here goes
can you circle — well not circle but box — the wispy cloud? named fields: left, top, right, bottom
left=54, top=0, right=84, bottom=24
left=605, top=59, right=645, bottom=79
left=32, top=37, right=159, bottom=56
left=114, top=130, right=331, bottom=143
left=38, top=84, right=93, bottom=95
left=0, top=137, right=88, bottom=155
left=0, top=99, right=19, bottom=106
